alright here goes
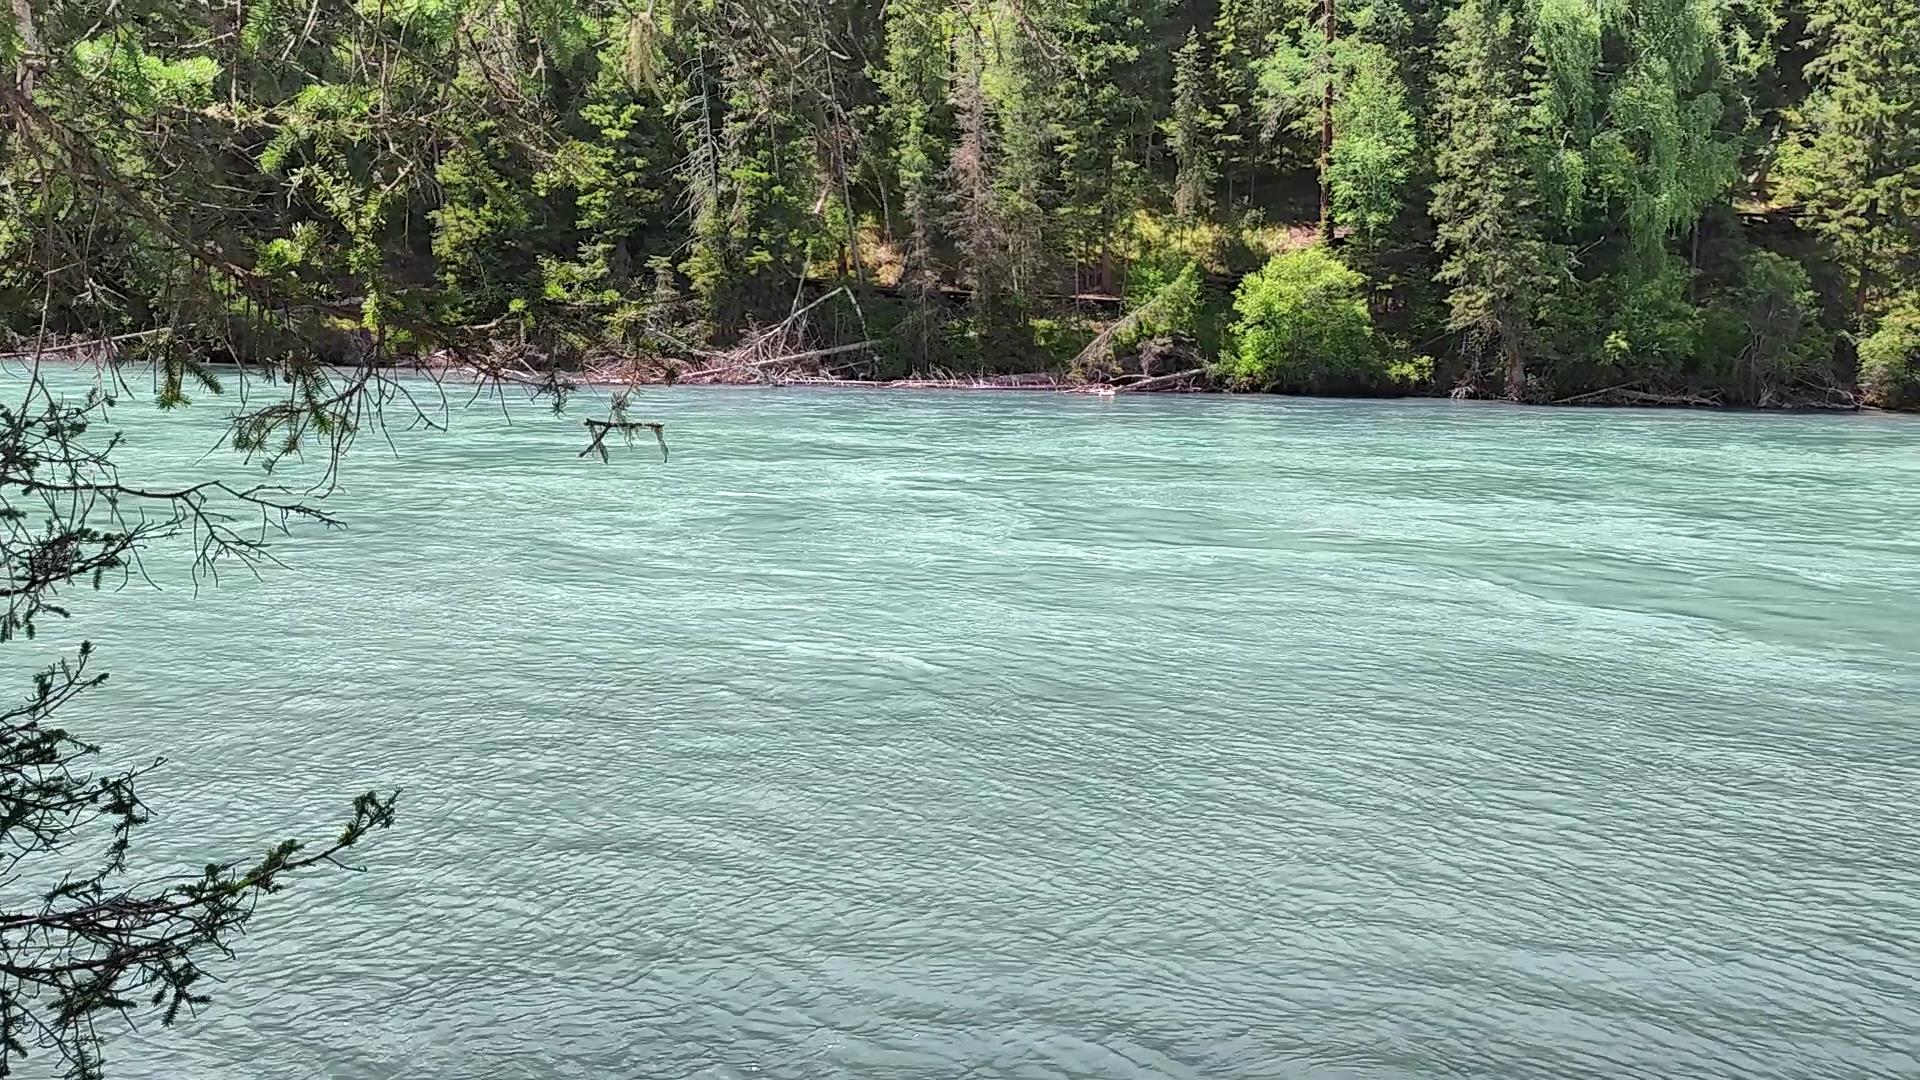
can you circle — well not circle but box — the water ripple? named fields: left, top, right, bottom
left=16, top=388, right=1919, bottom=1079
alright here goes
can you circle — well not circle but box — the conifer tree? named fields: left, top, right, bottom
left=1430, top=0, right=1566, bottom=399
left=1171, top=28, right=1217, bottom=221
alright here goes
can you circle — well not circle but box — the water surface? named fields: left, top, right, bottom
left=34, top=386, right=1920, bottom=1078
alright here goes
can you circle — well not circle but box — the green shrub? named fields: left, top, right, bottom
left=1859, top=299, right=1920, bottom=409
left=1385, top=353, right=1436, bottom=387
left=1223, top=248, right=1381, bottom=391
left=1602, top=257, right=1702, bottom=376
left=1033, top=316, right=1098, bottom=366
left=1536, top=256, right=1699, bottom=394
left=1728, top=250, right=1830, bottom=404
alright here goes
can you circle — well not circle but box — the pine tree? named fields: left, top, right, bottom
left=948, top=5, right=1020, bottom=352
left=878, top=0, right=953, bottom=286
left=1170, top=28, right=1217, bottom=221
left=1430, top=0, right=1566, bottom=399
left=1208, top=0, right=1288, bottom=207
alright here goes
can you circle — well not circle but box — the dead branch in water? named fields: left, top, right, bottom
left=1610, top=388, right=1721, bottom=407
left=774, top=373, right=1062, bottom=390
left=581, top=418, right=668, bottom=462
left=1551, top=383, right=1722, bottom=407
left=1552, top=382, right=1642, bottom=405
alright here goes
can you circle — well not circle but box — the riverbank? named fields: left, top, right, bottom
left=424, top=356, right=1874, bottom=411
left=3, top=337, right=1875, bottom=413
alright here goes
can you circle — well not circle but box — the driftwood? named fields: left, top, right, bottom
left=1551, top=383, right=1721, bottom=407
left=676, top=339, right=878, bottom=381
left=659, top=286, right=874, bottom=385
left=1552, top=382, right=1642, bottom=405
left=884, top=374, right=1059, bottom=389
left=1113, top=367, right=1206, bottom=393
left=1615, top=389, right=1721, bottom=407
left=773, top=373, right=1062, bottom=390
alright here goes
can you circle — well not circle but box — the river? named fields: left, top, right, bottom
left=29, top=385, right=1920, bottom=1078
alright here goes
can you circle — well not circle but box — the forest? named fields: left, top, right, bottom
left=2, top=0, right=1918, bottom=406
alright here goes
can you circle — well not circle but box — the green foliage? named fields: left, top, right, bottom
left=1118, top=258, right=1218, bottom=358
left=1253, top=3, right=1416, bottom=244
left=1224, top=248, right=1383, bottom=390
left=72, top=36, right=221, bottom=110
left=1253, top=32, right=1321, bottom=147
left=1603, top=266, right=1702, bottom=384
left=1726, top=249, right=1830, bottom=404
left=1588, top=0, right=1746, bottom=267
left=1033, top=316, right=1099, bottom=366
left=1430, top=0, right=1567, bottom=399
left=433, top=138, right=537, bottom=316
left=1328, top=42, right=1416, bottom=245
left=1385, top=353, right=1436, bottom=387
left=1170, top=29, right=1217, bottom=221
left=877, top=0, right=953, bottom=293
left=1778, top=0, right=1920, bottom=319
left=1857, top=298, right=1920, bottom=409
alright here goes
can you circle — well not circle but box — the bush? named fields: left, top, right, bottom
left=1729, top=250, right=1830, bottom=405
left=1859, top=299, right=1920, bottom=409
left=1222, top=248, right=1381, bottom=391
left=1603, top=257, right=1702, bottom=376
left=1535, top=256, right=1699, bottom=395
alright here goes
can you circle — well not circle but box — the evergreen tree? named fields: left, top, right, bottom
left=878, top=0, right=955, bottom=293
left=1209, top=0, right=1289, bottom=207
left=1255, top=0, right=1415, bottom=245
left=1171, top=28, right=1217, bottom=221
left=1430, top=0, right=1567, bottom=399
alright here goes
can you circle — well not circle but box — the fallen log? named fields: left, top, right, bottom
left=1551, top=383, right=1722, bottom=407
left=1614, top=389, right=1721, bottom=407
left=1113, top=367, right=1206, bottom=393
left=883, top=374, right=1060, bottom=389
left=1553, top=382, right=1641, bottom=405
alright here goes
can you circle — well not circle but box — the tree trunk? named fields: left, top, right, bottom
left=1319, top=0, right=1336, bottom=243
left=1504, top=340, right=1526, bottom=401
left=1688, top=218, right=1702, bottom=301
left=10, top=0, right=41, bottom=95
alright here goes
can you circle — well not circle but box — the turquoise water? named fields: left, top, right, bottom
left=28, top=385, right=1920, bottom=1078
